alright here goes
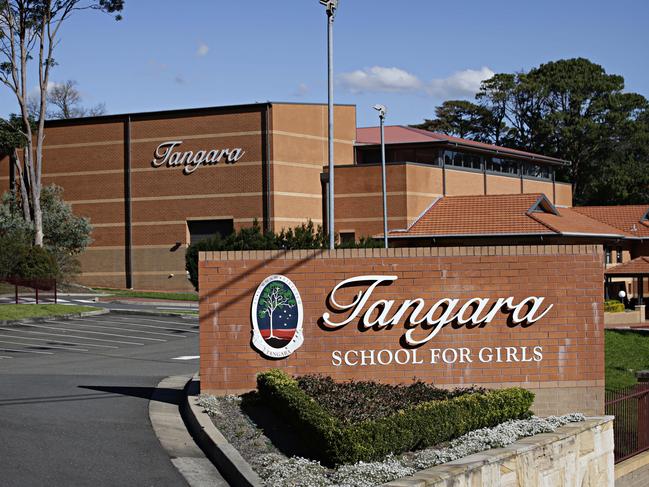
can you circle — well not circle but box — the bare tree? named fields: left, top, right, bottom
left=47, top=79, right=106, bottom=119
left=0, top=0, right=123, bottom=246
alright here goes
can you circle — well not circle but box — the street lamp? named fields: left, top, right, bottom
left=319, top=0, right=339, bottom=250
left=373, top=104, right=388, bottom=249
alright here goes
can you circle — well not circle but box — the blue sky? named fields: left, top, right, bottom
left=1, top=0, right=648, bottom=127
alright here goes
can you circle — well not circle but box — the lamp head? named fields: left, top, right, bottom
left=373, top=104, right=387, bottom=118
left=319, top=0, right=339, bottom=13
left=619, top=290, right=627, bottom=299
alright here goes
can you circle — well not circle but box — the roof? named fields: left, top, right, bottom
left=572, top=205, right=649, bottom=238
left=387, top=193, right=630, bottom=239
left=606, top=257, right=649, bottom=276
left=44, top=101, right=356, bottom=127
left=356, top=125, right=568, bottom=165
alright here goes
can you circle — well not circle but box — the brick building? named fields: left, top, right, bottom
left=1, top=102, right=647, bottom=294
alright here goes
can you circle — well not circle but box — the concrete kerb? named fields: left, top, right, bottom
left=108, top=308, right=198, bottom=319
left=0, top=308, right=108, bottom=326
left=183, top=375, right=264, bottom=487
left=105, top=299, right=198, bottom=308
left=149, top=375, right=229, bottom=487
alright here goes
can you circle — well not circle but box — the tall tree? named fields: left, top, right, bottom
left=46, top=79, right=106, bottom=118
left=418, top=58, right=649, bottom=205
left=0, top=0, right=123, bottom=246
left=414, top=100, right=495, bottom=143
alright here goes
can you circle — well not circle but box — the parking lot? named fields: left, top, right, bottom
left=0, top=311, right=202, bottom=486
left=0, top=313, right=198, bottom=360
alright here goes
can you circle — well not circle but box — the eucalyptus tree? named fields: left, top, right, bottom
left=0, top=0, right=123, bottom=246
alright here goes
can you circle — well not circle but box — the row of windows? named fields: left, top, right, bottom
left=441, top=150, right=552, bottom=180
left=356, top=147, right=554, bottom=181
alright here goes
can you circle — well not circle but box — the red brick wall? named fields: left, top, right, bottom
left=199, top=245, right=605, bottom=416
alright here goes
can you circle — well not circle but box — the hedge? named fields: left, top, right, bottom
left=257, top=369, right=534, bottom=465
left=604, top=300, right=625, bottom=313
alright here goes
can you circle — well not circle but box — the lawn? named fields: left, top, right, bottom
left=0, top=304, right=101, bottom=321
left=605, top=329, right=649, bottom=391
left=94, top=288, right=198, bottom=302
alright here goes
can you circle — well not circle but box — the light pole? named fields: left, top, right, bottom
left=319, top=0, right=338, bottom=250
left=373, top=104, right=388, bottom=248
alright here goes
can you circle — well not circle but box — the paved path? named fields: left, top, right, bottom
left=0, top=313, right=214, bottom=486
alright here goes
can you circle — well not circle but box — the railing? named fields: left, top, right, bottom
left=1, top=277, right=57, bottom=304
left=605, top=382, right=649, bottom=463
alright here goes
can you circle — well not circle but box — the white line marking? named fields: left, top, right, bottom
left=7, top=324, right=143, bottom=346
left=104, top=315, right=198, bottom=327
left=0, top=355, right=13, bottom=359
left=0, top=347, right=53, bottom=355
left=38, top=321, right=160, bottom=342
left=55, top=320, right=174, bottom=339
left=172, top=355, right=199, bottom=360
left=76, top=299, right=96, bottom=303
left=83, top=317, right=198, bottom=334
left=0, top=333, right=115, bottom=349
left=0, top=339, right=88, bottom=352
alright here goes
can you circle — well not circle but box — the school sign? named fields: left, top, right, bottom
left=198, top=245, right=605, bottom=416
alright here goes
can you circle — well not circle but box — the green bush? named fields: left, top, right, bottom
left=297, top=375, right=486, bottom=425
left=257, top=369, right=534, bottom=465
left=605, top=300, right=625, bottom=313
left=185, top=220, right=380, bottom=290
left=10, top=244, right=58, bottom=280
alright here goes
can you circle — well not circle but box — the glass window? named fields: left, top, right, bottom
left=187, top=219, right=234, bottom=244
left=605, top=246, right=612, bottom=265
left=616, top=247, right=623, bottom=264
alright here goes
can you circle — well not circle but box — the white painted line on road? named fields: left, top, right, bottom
left=0, top=347, right=53, bottom=355
left=0, top=327, right=119, bottom=348
left=86, top=317, right=198, bottom=334
left=105, top=315, right=198, bottom=327
left=172, top=355, right=199, bottom=360
left=0, top=339, right=88, bottom=352
left=8, top=324, right=143, bottom=346
left=0, top=333, right=115, bottom=349
left=39, top=321, right=159, bottom=343
left=0, top=355, right=14, bottom=359
left=59, top=320, right=174, bottom=339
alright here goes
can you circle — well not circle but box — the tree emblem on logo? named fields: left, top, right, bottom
left=251, top=275, right=304, bottom=358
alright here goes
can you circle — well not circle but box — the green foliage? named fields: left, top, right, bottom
left=10, top=244, right=58, bottom=280
left=0, top=304, right=100, bottom=321
left=185, top=220, right=381, bottom=290
left=296, top=375, right=486, bottom=425
left=0, top=185, right=91, bottom=280
left=417, top=58, right=649, bottom=205
left=605, top=330, right=649, bottom=391
left=257, top=369, right=534, bottom=465
left=604, top=300, right=625, bottom=313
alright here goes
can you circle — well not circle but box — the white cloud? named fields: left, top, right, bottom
left=337, top=65, right=494, bottom=99
left=196, top=42, right=209, bottom=57
left=338, top=66, right=423, bottom=94
left=426, top=67, right=495, bottom=98
left=293, top=83, right=309, bottom=97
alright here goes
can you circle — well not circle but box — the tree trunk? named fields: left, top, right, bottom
left=269, top=312, right=275, bottom=339
left=32, top=183, right=43, bottom=246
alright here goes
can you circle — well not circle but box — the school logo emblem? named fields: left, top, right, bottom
left=251, top=275, right=304, bottom=358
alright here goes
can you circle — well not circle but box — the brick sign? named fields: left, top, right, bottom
left=199, top=245, right=605, bottom=416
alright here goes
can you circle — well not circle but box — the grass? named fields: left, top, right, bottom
left=0, top=304, right=101, bottom=321
left=605, top=329, right=649, bottom=391
left=94, top=288, right=198, bottom=302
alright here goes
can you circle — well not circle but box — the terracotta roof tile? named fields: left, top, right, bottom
left=605, top=256, right=649, bottom=276
left=572, top=205, right=649, bottom=238
left=390, top=194, right=554, bottom=237
left=388, top=194, right=635, bottom=239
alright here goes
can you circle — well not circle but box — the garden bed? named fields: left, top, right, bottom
left=196, top=371, right=585, bottom=486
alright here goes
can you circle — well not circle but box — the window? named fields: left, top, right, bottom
left=523, top=162, right=551, bottom=180
left=616, top=247, right=623, bottom=264
left=187, top=219, right=234, bottom=244
left=605, top=246, right=612, bottom=265
left=340, top=232, right=355, bottom=245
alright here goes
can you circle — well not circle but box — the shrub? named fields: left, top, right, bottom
left=257, top=369, right=534, bottom=465
left=10, top=244, right=58, bottom=280
left=604, top=300, right=625, bottom=313
left=296, top=375, right=486, bottom=425
left=185, top=220, right=381, bottom=290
